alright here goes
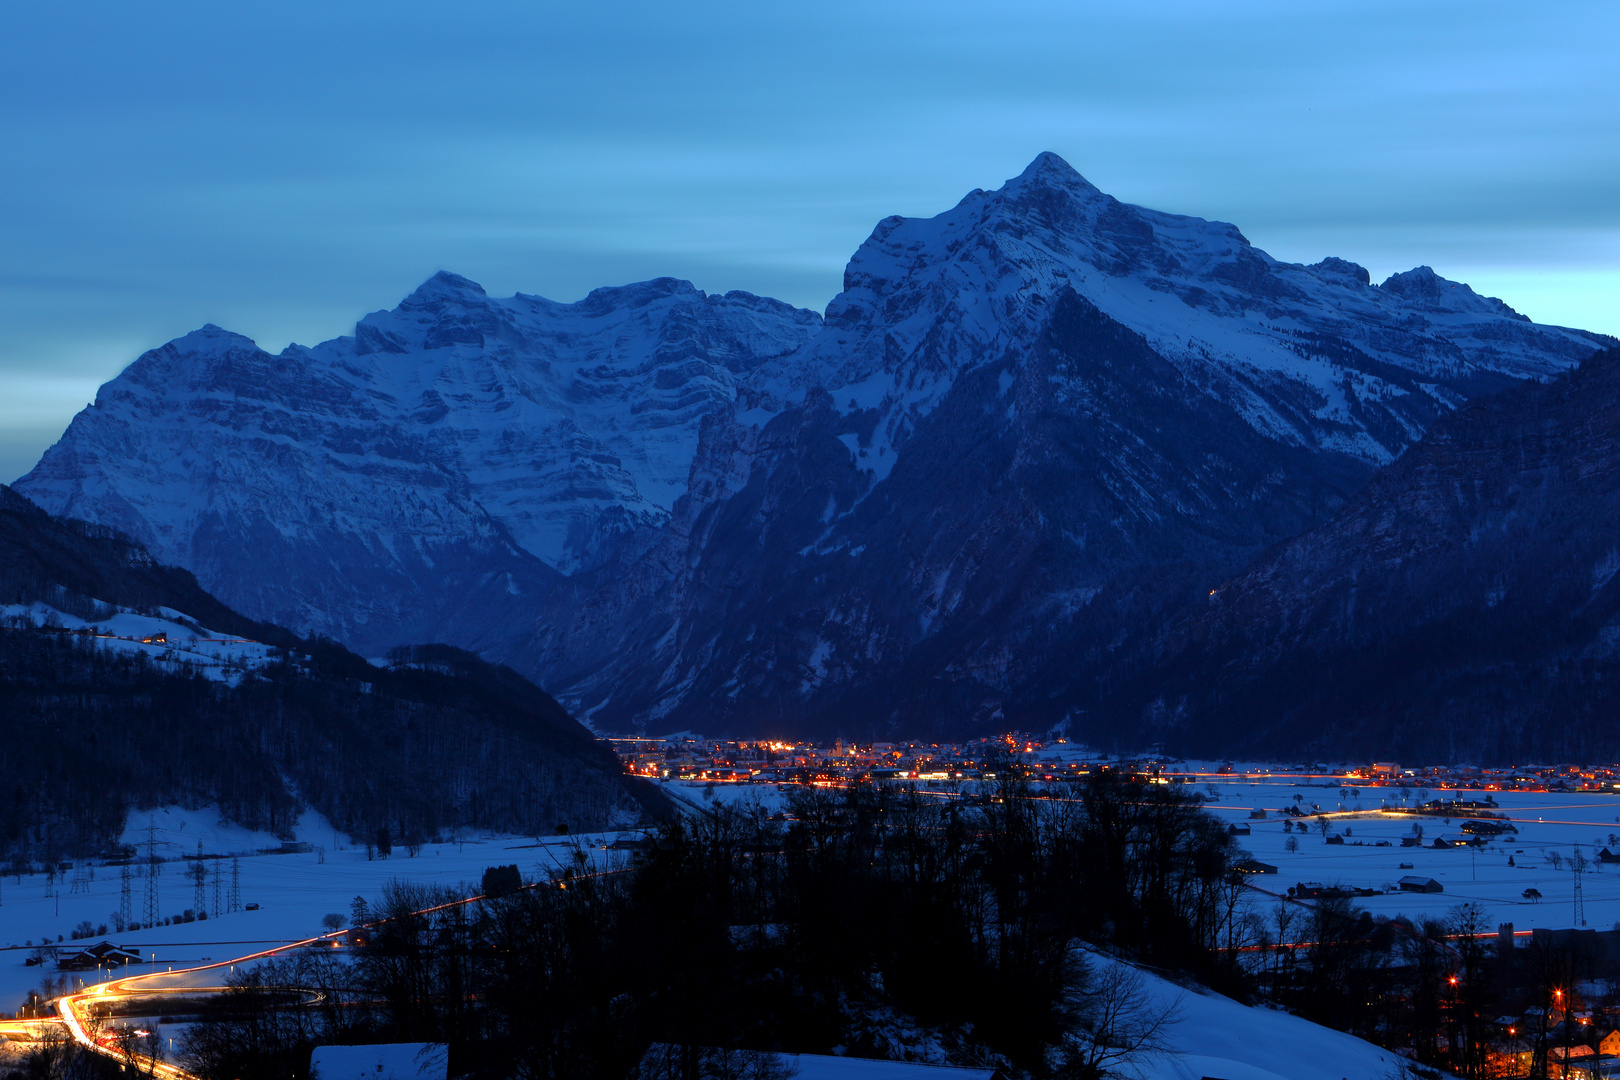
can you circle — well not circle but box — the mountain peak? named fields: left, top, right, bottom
left=1005, top=151, right=1101, bottom=197
left=172, top=324, right=259, bottom=351
left=1381, top=265, right=1525, bottom=320
left=404, top=271, right=488, bottom=305
left=1310, top=257, right=1372, bottom=286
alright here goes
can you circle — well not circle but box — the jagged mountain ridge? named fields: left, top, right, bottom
left=1092, top=345, right=1620, bottom=762
left=18, top=283, right=818, bottom=653
left=756, top=152, right=1597, bottom=471
left=16, top=154, right=1614, bottom=736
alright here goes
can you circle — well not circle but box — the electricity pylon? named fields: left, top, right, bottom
left=192, top=843, right=208, bottom=916
left=142, top=818, right=162, bottom=927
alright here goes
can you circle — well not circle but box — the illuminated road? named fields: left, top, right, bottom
left=7, top=866, right=627, bottom=1078
left=43, top=934, right=340, bottom=1079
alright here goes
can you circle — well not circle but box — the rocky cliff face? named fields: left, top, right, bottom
left=531, top=289, right=1379, bottom=735
left=16, top=154, right=1613, bottom=737
left=1098, top=345, right=1620, bottom=762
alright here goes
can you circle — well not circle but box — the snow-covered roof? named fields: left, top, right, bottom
left=308, top=1043, right=447, bottom=1080
left=782, top=1056, right=998, bottom=1080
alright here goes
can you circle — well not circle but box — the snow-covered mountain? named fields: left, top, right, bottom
left=756, top=153, right=1598, bottom=467
left=17, top=280, right=819, bottom=652
left=17, top=154, right=1613, bottom=736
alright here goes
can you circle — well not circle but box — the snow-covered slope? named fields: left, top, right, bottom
left=1088, top=952, right=1444, bottom=1080
left=15, top=154, right=1613, bottom=734
left=1, top=600, right=281, bottom=684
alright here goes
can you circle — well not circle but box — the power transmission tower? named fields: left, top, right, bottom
left=212, top=860, right=223, bottom=916
left=192, top=843, right=208, bottom=916
left=1573, top=848, right=1588, bottom=927
left=120, top=865, right=132, bottom=927
left=143, top=818, right=162, bottom=927
left=228, top=856, right=242, bottom=913
left=70, top=862, right=90, bottom=894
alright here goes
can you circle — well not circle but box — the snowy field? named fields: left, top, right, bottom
left=1198, top=779, right=1620, bottom=934
left=680, top=768, right=1620, bottom=935
left=0, top=805, right=636, bottom=1012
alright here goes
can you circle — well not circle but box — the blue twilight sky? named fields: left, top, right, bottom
left=1, top=0, right=1617, bottom=482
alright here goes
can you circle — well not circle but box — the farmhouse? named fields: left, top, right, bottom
left=56, top=941, right=143, bottom=971
left=1460, top=819, right=1515, bottom=836
left=1234, top=859, right=1278, bottom=875
left=1398, top=876, right=1444, bottom=894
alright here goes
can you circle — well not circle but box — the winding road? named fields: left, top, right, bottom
left=1, top=864, right=627, bottom=1077
left=0, top=929, right=344, bottom=1079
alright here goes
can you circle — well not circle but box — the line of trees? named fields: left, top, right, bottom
left=173, top=771, right=1254, bottom=1080
left=1248, top=894, right=1620, bottom=1078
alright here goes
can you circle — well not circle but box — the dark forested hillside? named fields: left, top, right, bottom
left=1094, top=346, right=1620, bottom=761
left=0, top=485, right=292, bottom=644
left=0, top=486, right=662, bottom=863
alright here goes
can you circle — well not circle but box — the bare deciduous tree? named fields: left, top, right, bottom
left=1052, top=955, right=1181, bottom=1079
left=634, top=1044, right=800, bottom=1080
left=109, top=1021, right=164, bottom=1078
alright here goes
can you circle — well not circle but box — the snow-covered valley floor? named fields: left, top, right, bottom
left=0, top=805, right=634, bottom=1012
left=1195, top=780, right=1620, bottom=934
left=2, top=775, right=1574, bottom=1078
